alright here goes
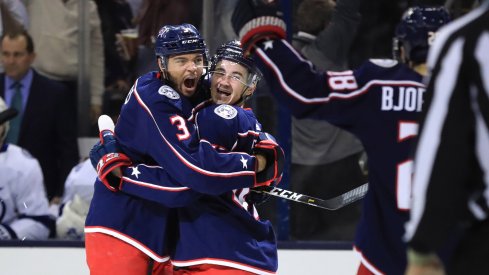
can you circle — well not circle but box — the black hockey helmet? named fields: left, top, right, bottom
left=210, top=40, right=262, bottom=87
left=154, top=23, right=209, bottom=69
left=393, top=6, right=451, bottom=64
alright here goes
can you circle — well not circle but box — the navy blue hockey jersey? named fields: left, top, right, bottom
left=254, top=39, right=425, bottom=275
left=114, top=101, right=278, bottom=274
left=85, top=72, right=262, bottom=262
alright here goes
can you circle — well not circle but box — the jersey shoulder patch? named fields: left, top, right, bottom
left=214, top=104, right=238, bottom=119
left=158, top=85, right=180, bottom=100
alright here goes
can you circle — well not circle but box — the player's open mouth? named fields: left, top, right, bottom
left=184, top=78, right=196, bottom=89
left=217, top=88, right=231, bottom=96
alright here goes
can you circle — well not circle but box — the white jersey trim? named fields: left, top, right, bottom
left=84, top=226, right=170, bottom=262
left=172, top=258, right=276, bottom=275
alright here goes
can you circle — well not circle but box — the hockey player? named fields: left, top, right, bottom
left=85, top=24, right=283, bottom=275
left=232, top=2, right=450, bottom=275
left=0, top=96, right=54, bottom=240
left=89, top=40, right=280, bottom=274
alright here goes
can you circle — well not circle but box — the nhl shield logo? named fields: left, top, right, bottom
left=214, top=105, right=237, bottom=119
left=158, top=86, right=180, bottom=100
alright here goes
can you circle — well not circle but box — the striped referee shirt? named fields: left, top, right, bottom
left=405, top=1, right=489, bottom=253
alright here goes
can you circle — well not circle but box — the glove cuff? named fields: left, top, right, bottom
left=239, top=16, right=286, bottom=49
left=99, top=163, right=128, bottom=192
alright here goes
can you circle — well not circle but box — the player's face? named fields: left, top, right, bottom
left=166, top=53, right=205, bottom=97
left=1, top=35, right=36, bottom=81
left=210, top=60, right=253, bottom=105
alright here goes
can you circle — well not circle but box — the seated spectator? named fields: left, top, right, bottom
left=0, top=30, right=79, bottom=204
left=0, top=96, right=54, bottom=240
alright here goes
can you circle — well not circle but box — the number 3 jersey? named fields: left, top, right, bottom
left=254, top=39, right=425, bottom=275
left=85, top=72, right=273, bottom=270
left=109, top=100, right=278, bottom=274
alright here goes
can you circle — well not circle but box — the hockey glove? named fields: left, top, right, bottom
left=231, top=0, right=286, bottom=54
left=247, top=184, right=277, bottom=205
left=89, top=126, right=131, bottom=192
left=253, top=132, right=284, bottom=187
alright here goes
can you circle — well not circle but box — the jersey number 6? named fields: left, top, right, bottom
left=397, top=121, right=418, bottom=211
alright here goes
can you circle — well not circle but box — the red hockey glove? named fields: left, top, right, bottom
left=95, top=152, right=131, bottom=191
left=231, top=0, right=286, bottom=54
left=89, top=115, right=132, bottom=192
left=253, top=132, right=284, bottom=187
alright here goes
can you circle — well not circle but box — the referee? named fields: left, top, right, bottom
left=405, top=1, right=489, bottom=274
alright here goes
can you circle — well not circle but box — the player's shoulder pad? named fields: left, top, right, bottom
left=368, top=59, right=398, bottom=68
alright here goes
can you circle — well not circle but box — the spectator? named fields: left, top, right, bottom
left=23, top=0, right=105, bottom=129
left=405, top=1, right=489, bottom=274
left=0, top=30, right=79, bottom=204
left=0, top=0, right=28, bottom=72
left=94, top=0, right=134, bottom=126
left=0, top=96, right=55, bottom=240
left=289, top=0, right=366, bottom=241
left=131, top=0, right=202, bottom=78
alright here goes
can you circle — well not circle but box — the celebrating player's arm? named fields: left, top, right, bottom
left=91, top=108, right=283, bottom=207
left=231, top=0, right=368, bottom=124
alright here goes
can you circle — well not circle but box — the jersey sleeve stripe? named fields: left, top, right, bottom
left=256, top=42, right=423, bottom=104
left=121, top=177, right=190, bottom=191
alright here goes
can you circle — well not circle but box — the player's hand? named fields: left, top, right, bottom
left=247, top=185, right=276, bottom=205
left=253, top=132, right=284, bottom=187
left=231, top=0, right=286, bottom=54
left=89, top=115, right=132, bottom=192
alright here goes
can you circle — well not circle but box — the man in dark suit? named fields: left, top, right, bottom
left=0, top=30, right=79, bottom=204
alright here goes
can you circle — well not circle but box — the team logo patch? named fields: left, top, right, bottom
left=158, top=86, right=180, bottom=100
left=214, top=105, right=237, bottom=119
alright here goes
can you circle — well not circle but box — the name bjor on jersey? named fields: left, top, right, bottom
left=381, top=86, right=425, bottom=112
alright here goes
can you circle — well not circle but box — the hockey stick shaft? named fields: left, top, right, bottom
left=253, top=183, right=368, bottom=210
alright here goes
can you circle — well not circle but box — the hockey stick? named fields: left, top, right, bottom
left=252, top=183, right=368, bottom=210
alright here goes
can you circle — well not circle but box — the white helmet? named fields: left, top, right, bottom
left=0, top=97, right=18, bottom=144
